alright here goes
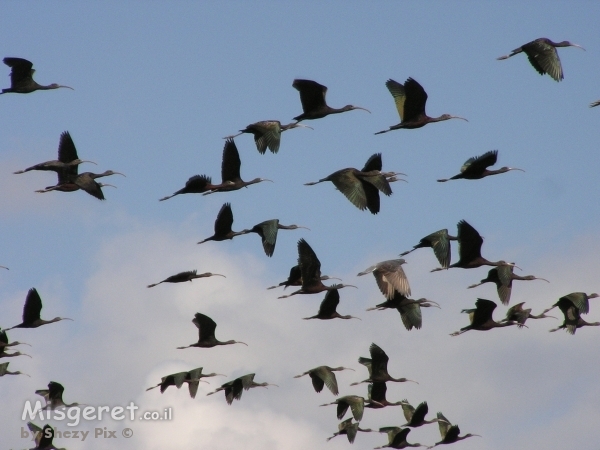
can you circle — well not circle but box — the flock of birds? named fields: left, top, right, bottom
left=1, top=36, right=599, bottom=450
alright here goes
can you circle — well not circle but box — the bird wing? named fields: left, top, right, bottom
left=3, top=57, right=34, bottom=90
left=412, top=401, right=428, bottom=424
left=298, top=239, right=322, bottom=287
left=379, top=260, right=411, bottom=298
left=348, top=397, right=364, bottom=421
left=249, top=121, right=281, bottom=154
left=240, top=373, right=256, bottom=390
left=254, top=220, right=279, bottom=257
left=506, top=303, right=529, bottom=327
left=436, top=412, right=452, bottom=438
left=287, top=265, right=302, bottom=284
left=309, top=371, right=326, bottom=393
left=361, top=179, right=381, bottom=214
left=328, top=169, right=368, bottom=211
left=457, top=220, right=483, bottom=264
left=495, top=265, right=514, bottom=305
left=444, top=425, right=461, bottom=442
left=369, top=343, right=389, bottom=379
left=368, top=381, right=386, bottom=402
left=214, top=203, right=234, bottom=236
left=48, top=381, right=65, bottom=399
left=345, top=422, right=359, bottom=444
left=184, top=175, right=212, bottom=191
left=315, top=367, right=339, bottom=395
left=523, top=40, right=563, bottom=81
left=0, top=328, right=8, bottom=345
left=472, top=299, right=497, bottom=326
left=460, top=150, right=498, bottom=175
left=27, top=421, right=43, bottom=447
left=317, top=289, right=340, bottom=316
left=187, top=380, right=200, bottom=399
left=361, top=153, right=383, bottom=172
left=401, top=400, right=415, bottom=422
left=170, top=372, right=188, bottom=389
left=221, top=139, right=242, bottom=182
left=336, top=400, right=350, bottom=420
left=562, top=292, right=589, bottom=314
left=74, top=174, right=106, bottom=200
left=57, top=131, right=79, bottom=163
left=398, top=302, right=423, bottom=330
left=403, top=78, right=428, bottom=121
left=390, top=428, right=411, bottom=446
left=358, top=357, right=373, bottom=376
left=427, top=229, right=453, bottom=268
left=293, top=79, right=327, bottom=113
left=193, top=313, right=218, bottom=342
left=186, top=367, right=204, bottom=381
left=385, top=79, right=407, bottom=121
left=23, top=288, right=43, bottom=324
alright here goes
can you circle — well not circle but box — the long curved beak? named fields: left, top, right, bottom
left=535, top=277, right=550, bottom=283
left=59, top=85, right=74, bottom=90
left=295, top=123, right=313, bottom=130
left=509, top=168, right=525, bottom=173
left=572, top=44, right=585, bottom=51
left=81, top=160, right=98, bottom=166
left=355, top=107, right=371, bottom=113
left=113, top=172, right=126, bottom=177
left=451, top=116, right=468, bottom=122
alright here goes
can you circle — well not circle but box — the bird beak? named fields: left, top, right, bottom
left=60, top=85, right=75, bottom=90
left=572, top=44, right=585, bottom=51
left=81, top=160, right=98, bottom=165
left=451, top=116, right=468, bottom=122
left=509, top=168, right=525, bottom=172
left=295, top=123, right=313, bottom=130
left=100, top=184, right=117, bottom=189
left=297, top=226, right=310, bottom=230
left=113, top=172, right=126, bottom=177
left=213, top=274, right=226, bottom=278
left=535, top=277, right=550, bottom=283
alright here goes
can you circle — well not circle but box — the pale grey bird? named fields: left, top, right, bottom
left=358, top=259, right=410, bottom=299
left=294, top=365, right=354, bottom=395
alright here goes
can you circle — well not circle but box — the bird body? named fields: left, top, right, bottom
left=351, top=343, right=417, bottom=385
left=206, top=373, right=276, bottom=404
left=375, top=78, right=466, bottom=134
left=450, top=299, right=517, bottom=336
left=7, top=288, right=72, bottom=330
left=177, top=312, right=247, bottom=349
left=467, top=265, right=549, bottom=305
left=400, top=229, right=457, bottom=269
left=197, top=203, right=248, bottom=244
left=366, top=382, right=404, bottom=408
left=496, top=38, right=585, bottom=81
left=1, top=57, right=73, bottom=94
left=245, top=219, right=308, bottom=257
left=225, top=120, right=311, bottom=154
left=437, top=150, right=524, bottom=182
left=292, top=79, right=370, bottom=121
left=358, top=259, right=411, bottom=299
left=302, top=289, right=360, bottom=320
left=147, top=270, right=225, bottom=288
left=294, top=365, right=354, bottom=395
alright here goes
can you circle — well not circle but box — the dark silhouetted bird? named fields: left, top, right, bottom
left=292, top=79, right=370, bottom=121
left=146, top=367, right=224, bottom=398
left=428, top=412, right=480, bottom=448
left=351, top=343, right=417, bottom=385
left=206, top=373, right=277, bottom=404
left=177, top=313, right=247, bottom=349
left=467, top=265, right=549, bottom=305
left=437, top=150, right=524, bottom=182
left=303, top=289, right=360, bottom=320
left=147, top=270, right=225, bottom=288
left=267, top=265, right=340, bottom=290
left=7, top=288, right=73, bottom=330
left=400, top=229, right=457, bottom=269
left=1, top=57, right=73, bottom=94
left=294, top=365, right=354, bottom=396
left=224, top=120, right=312, bottom=154
left=243, top=219, right=308, bottom=257
left=450, top=299, right=518, bottom=336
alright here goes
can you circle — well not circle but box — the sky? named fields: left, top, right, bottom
left=1, top=2, right=599, bottom=449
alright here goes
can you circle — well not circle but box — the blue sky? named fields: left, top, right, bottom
left=1, top=2, right=599, bottom=449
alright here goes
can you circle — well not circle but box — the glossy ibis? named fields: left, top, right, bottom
left=27, top=422, right=67, bottom=450
left=202, top=139, right=272, bottom=194
left=7, top=288, right=72, bottom=330
left=243, top=219, right=308, bottom=257
left=497, top=38, right=585, bottom=81
left=399, top=400, right=447, bottom=428
left=159, top=175, right=232, bottom=201
left=375, top=427, right=425, bottom=449
left=197, top=203, right=249, bottom=244
left=0, top=328, right=31, bottom=359
left=590, top=100, right=600, bottom=108
left=326, top=418, right=373, bottom=444
left=0, top=362, right=29, bottom=377
left=366, top=382, right=404, bottom=409
left=294, top=365, right=354, bottom=395
left=177, top=312, right=247, bottom=349
left=501, top=302, right=556, bottom=328
left=428, top=412, right=480, bottom=448
left=305, top=153, right=403, bottom=214
left=147, top=270, right=225, bottom=288
left=467, top=265, right=549, bottom=305
left=320, top=395, right=372, bottom=421
left=400, top=229, right=457, bottom=269
left=292, top=79, right=370, bottom=121
left=267, top=264, right=340, bottom=290
left=35, top=381, right=83, bottom=410
left=549, top=301, right=600, bottom=335
left=450, top=299, right=518, bottom=336
left=367, top=293, right=441, bottom=331
left=1, top=57, right=73, bottom=94
left=302, top=289, right=360, bottom=320
left=431, top=220, right=515, bottom=272
left=206, top=373, right=277, bottom=404
left=146, top=367, right=224, bottom=399
left=543, top=292, right=598, bottom=316
left=37, top=169, right=124, bottom=200
left=278, top=239, right=356, bottom=298
left=358, top=259, right=411, bottom=299
left=375, top=78, right=467, bottom=134
left=437, top=150, right=524, bottom=182
left=351, top=343, right=417, bottom=385
left=224, top=120, right=312, bottom=154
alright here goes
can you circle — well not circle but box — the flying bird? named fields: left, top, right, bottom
left=501, top=302, right=556, bottom=328
left=351, top=343, right=417, bottom=385
left=278, top=239, right=356, bottom=298
left=320, top=395, right=370, bottom=422
left=400, top=229, right=457, bottom=269
left=302, top=289, right=360, bottom=320
left=206, top=373, right=277, bottom=404
left=146, top=367, right=223, bottom=399
left=374, top=427, right=426, bottom=449
left=358, top=259, right=411, bottom=299
left=35, top=381, right=82, bottom=410
left=147, top=270, right=225, bottom=288
left=549, top=301, right=600, bottom=335
left=159, top=175, right=232, bottom=201
left=375, top=78, right=467, bottom=134
left=292, top=79, right=370, bottom=121
left=542, top=292, right=598, bottom=316
left=467, top=265, right=549, bottom=305
left=305, top=153, right=403, bottom=214
left=0, top=328, right=31, bottom=359
left=27, top=422, right=67, bottom=450
left=197, top=203, right=249, bottom=244
left=224, top=120, right=312, bottom=154
left=177, top=313, right=247, bottom=349
left=326, top=418, right=373, bottom=444
left=366, top=293, right=441, bottom=331
left=437, top=150, right=524, bottom=182
left=428, top=412, right=480, bottom=448
left=590, top=100, right=600, bottom=108
left=0, top=362, right=30, bottom=377
left=399, top=400, right=447, bottom=428
left=366, top=382, right=405, bottom=408
left=36, top=169, right=124, bottom=200
left=293, top=365, right=354, bottom=396
left=450, top=299, right=518, bottom=336
left=1, top=57, right=73, bottom=94
left=7, top=288, right=73, bottom=330
left=243, top=219, right=309, bottom=257
left=267, top=264, right=340, bottom=290
left=497, top=38, right=585, bottom=81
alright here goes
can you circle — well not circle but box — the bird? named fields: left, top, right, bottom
left=293, top=365, right=354, bottom=395
left=7, top=288, right=73, bottom=330
left=358, top=259, right=411, bottom=299
left=400, top=229, right=458, bottom=269
left=399, top=400, right=446, bottom=428
left=366, top=293, right=441, bottom=331
left=437, top=150, right=524, bottom=182
left=147, top=270, right=225, bottom=288
left=501, top=302, right=556, bottom=328
left=428, top=412, right=480, bottom=448
left=375, top=78, right=467, bottom=134
left=1, top=57, right=73, bottom=94
left=197, top=203, right=249, bottom=244
left=146, top=367, right=224, bottom=399
left=326, top=418, right=373, bottom=444
left=549, top=301, right=600, bottom=335
left=36, top=170, right=124, bottom=200
left=496, top=38, right=585, bottom=82
left=305, top=153, right=403, bottom=214
left=590, top=100, right=600, bottom=108
left=320, top=395, right=370, bottom=421
left=278, top=239, right=356, bottom=298
left=302, top=289, right=360, bottom=320
left=13, top=131, right=96, bottom=176
left=291, top=79, right=370, bottom=121
left=365, top=382, right=405, bottom=409
left=450, top=299, right=518, bottom=336
left=243, top=219, right=309, bottom=257
left=467, top=265, right=549, bottom=305
left=35, top=381, right=82, bottom=410
left=0, top=362, right=30, bottom=377
left=374, top=427, right=426, bottom=449
left=202, top=139, right=272, bottom=194
left=351, top=343, right=417, bottom=385
left=542, top=292, right=598, bottom=316
left=27, top=422, right=67, bottom=450
left=159, top=175, right=232, bottom=201
left=267, top=264, right=340, bottom=290
left=431, top=220, right=515, bottom=272
left=0, top=329, right=31, bottom=359
left=177, top=312, right=247, bottom=349
left=224, top=120, right=312, bottom=154
left=206, top=373, right=277, bottom=404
